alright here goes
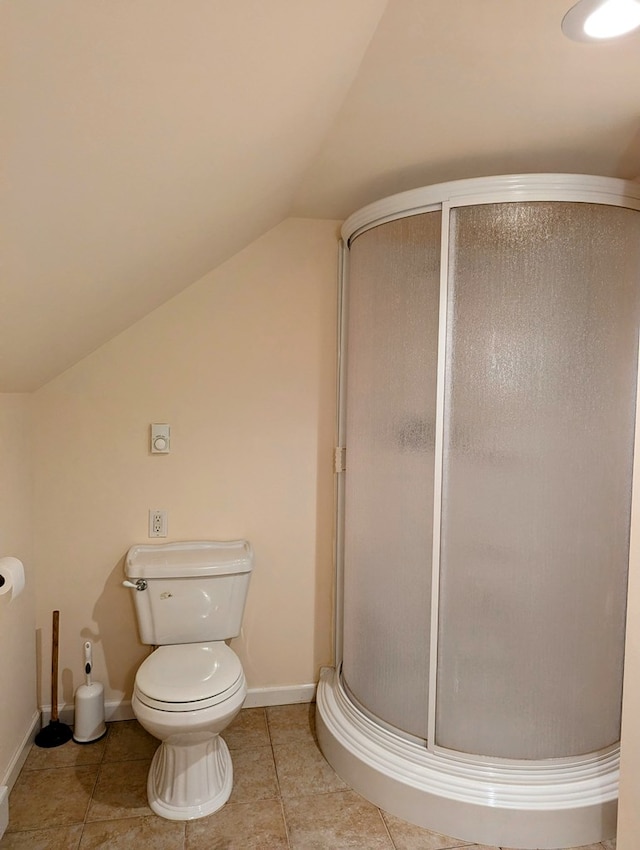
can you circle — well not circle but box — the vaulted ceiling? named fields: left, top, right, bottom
left=4, top=0, right=640, bottom=390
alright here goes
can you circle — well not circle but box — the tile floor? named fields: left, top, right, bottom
left=0, top=704, right=618, bottom=850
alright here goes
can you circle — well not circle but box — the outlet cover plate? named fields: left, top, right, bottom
left=148, top=510, right=168, bottom=538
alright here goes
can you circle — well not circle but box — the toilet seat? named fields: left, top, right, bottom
left=134, top=642, right=244, bottom=712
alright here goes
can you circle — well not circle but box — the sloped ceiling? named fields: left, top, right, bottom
left=2, top=0, right=387, bottom=391
left=4, top=0, right=640, bottom=391
left=294, top=0, right=640, bottom=218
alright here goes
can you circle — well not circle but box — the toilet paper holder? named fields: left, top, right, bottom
left=0, top=556, right=25, bottom=600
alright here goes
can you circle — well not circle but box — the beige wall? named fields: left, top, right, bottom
left=31, top=217, right=339, bottom=708
left=617, top=367, right=640, bottom=849
left=0, top=394, right=36, bottom=783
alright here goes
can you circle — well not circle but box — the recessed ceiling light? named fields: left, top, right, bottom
left=562, top=0, right=640, bottom=41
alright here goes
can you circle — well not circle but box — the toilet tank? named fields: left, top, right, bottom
left=125, top=540, right=253, bottom=645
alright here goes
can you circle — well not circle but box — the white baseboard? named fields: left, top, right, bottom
left=40, top=683, right=317, bottom=726
left=1, top=710, right=39, bottom=791
left=244, top=683, right=316, bottom=707
left=0, top=708, right=40, bottom=838
left=41, top=700, right=135, bottom=726
left=0, top=786, right=8, bottom=840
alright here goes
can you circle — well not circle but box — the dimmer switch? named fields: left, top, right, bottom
left=151, top=423, right=170, bottom=453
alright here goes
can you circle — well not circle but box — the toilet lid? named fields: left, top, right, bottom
left=135, top=642, right=243, bottom=706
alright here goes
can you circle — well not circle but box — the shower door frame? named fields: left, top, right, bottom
left=334, top=173, right=640, bottom=761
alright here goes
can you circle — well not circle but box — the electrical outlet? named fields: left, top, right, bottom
left=149, top=510, right=168, bottom=538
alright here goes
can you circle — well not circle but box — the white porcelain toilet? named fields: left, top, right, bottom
left=123, top=539, right=253, bottom=821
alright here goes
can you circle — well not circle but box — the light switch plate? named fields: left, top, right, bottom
left=151, top=423, right=170, bottom=453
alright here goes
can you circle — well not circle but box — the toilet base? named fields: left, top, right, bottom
left=147, top=732, right=233, bottom=821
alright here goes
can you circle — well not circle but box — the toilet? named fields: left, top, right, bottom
left=123, top=539, right=253, bottom=821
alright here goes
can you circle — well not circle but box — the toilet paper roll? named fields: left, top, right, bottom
left=0, top=557, right=25, bottom=599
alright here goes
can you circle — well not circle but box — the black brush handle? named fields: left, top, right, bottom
left=50, top=611, right=60, bottom=723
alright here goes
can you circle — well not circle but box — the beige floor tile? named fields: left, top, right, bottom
left=0, top=824, right=83, bottom=849
left=267, top=703, right=316, bottom=746
left=284, top=789, right=394, bottom=850
left=186, top=798, right=288, bottom=849
left=223, top=707, right=270, bottom=751
left=23, top=738, right=106, bottom=772
left=7, top=767, right=97, bottom=832
left=101, top=721, right=157, bottom=763
left=86, top=759, right=152, bottom=821
left=79, top=815, right=185, bottom=849
left=381, top=810, right=472, bottom=849
left=7, top=712, right=615, bottom=850
left=228, top=746, right=279, bottom=804
left=273, top=737, right=347, bottom=798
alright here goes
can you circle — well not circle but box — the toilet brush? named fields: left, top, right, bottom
left=73, top=641, right=106, bottom=743
left=35, top=610, right=73, bottom=748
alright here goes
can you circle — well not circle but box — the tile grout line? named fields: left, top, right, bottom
left=78, top=745, right=104, bottom=848
left=77, top=722, right=111, bottom=849
left=377, top=806, right=400, bottom=850
left=264, top=706, right=293, bottom=849
left=264, top=706, right=283, bottom=798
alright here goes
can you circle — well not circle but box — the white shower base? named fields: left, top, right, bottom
left=316, top=667, right=618, bottom=850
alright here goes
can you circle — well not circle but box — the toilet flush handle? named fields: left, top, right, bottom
left=122, top=579, right=147, bottom=591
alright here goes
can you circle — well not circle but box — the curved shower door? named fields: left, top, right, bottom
left=434, top=201, right=640, bottom=759
left=341, top=194, right=640, bottom=759
left=342, top=211, right=441, bottom=739
left=323, top=175, right=640, bottom=848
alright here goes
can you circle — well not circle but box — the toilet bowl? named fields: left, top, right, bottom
left=132, top=642, right=246, bottom=820
left=123, top=540, right=254, bottom=821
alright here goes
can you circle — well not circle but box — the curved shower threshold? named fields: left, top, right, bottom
left=316, top=666, right=618, bottom=850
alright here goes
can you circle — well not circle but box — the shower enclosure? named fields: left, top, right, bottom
left=316, top=175, right=640, bottom=849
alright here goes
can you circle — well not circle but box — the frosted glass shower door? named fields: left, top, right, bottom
left=435, top=202, right=640, bottom=759
left=342, top=212, right=441, bottom=739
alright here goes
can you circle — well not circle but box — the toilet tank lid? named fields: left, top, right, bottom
left=125, top=540, right=253, bottom=579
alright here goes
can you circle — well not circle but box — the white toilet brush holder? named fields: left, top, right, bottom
left=73, top=641, right=106, bottom=743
